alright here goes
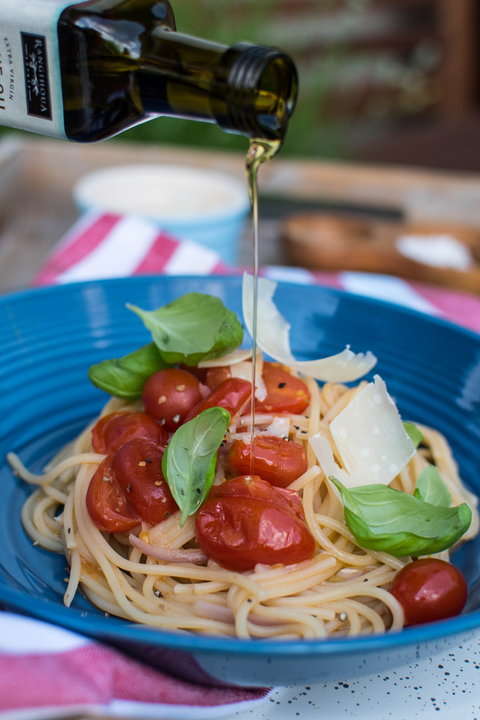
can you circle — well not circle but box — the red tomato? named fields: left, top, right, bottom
left=390, top=558, right=468, bottom=626
left=227, top=435, right=308, bottom=488
left=142, top=368, right=202, bottom=431
left=184, top=378, right=251, bottom=424
left=86, top=457, right=140, bottom=533
left=211, top=475, right=306, bottom=520
left=91, top=411, right=169, bottom=454
left=178, top=363, right=208, bottom=384
left=195, top=475, right=315, bottom=571
left=255, top=363, right=310, bottom=414
left=206, top=366, right=231, bottom=390
left=112, top=439, right=177, bottom=524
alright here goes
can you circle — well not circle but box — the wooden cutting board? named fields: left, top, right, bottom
left=281, top=213, right=480, bottom=294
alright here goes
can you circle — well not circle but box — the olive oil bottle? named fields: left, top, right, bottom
left=0, top=0, right=297, bottom=143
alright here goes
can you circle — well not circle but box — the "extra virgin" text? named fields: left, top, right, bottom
left=0, top=38, right=15, bottom=111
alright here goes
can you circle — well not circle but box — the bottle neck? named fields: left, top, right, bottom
left=137, top=29, right=297, bottom=141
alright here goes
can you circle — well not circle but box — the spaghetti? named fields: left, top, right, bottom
left=9, top=366, right=478, bottom=640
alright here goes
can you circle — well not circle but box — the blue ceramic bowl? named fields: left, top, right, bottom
left=1, top=275, right=480, bottom=687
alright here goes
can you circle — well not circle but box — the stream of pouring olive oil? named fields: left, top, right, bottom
left=245, top=138, right=282, bottom=462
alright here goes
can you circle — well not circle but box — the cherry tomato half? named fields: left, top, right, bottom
left=195, top=475, right=315, bottom=571
left=255, top=363, right=310, bottom=414
left=86, top=457, right=140, bottom=533
left=91, top=411, right=169, bottom=454
left=227, top=435, right=308, bottom=488
left=211, top=475, right=306, bottom=521
left=184, top=378, right=251, bottom=424
left=390, top=558, right=468, bottom=626
left=142, top=368, right=202, bottom=431
left=112, top=439, right=177, bottom=524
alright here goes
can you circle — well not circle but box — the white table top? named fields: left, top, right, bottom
left=225, top=631, right=480, bottom=720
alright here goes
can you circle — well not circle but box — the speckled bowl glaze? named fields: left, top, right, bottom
left=1, top=275, right=480, bottom=687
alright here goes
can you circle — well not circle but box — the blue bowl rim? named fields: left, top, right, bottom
left=2, top=273, right=479, bottom=344
left=2, top=274, right=480, bottom=658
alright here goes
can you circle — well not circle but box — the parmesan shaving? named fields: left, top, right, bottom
left=310, top=375, right=415, bottom=488
left=242, top=273, right=377, bottom=382
left=197, top=348, right=252, bottom=368
left=230, top=360, right=267, bottom=401
left=330, top=375, right=415, bottom=485
left=265, top=416, right=291, bottom=438
left=237, top=413, right=273, bottom=426
left=309, top=433, right=352, bottom=486
left=229, top=417, right=290, bottom=441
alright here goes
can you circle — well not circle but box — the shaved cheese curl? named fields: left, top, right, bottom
left=198, top=348, right=253, bottom=368
left=330, top=375, right=415, bottom=486
left=309, top=433, right=352, bottom=487
left=310, top=376, right=415, bottom=489
left=231, top=360, right=267, bottom=401
left=242, top=273, right=377, bottom=382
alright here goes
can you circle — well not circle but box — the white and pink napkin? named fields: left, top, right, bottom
left=2, top=210, right=479, bottom=717
left=0, top=613, right=269, bottom=718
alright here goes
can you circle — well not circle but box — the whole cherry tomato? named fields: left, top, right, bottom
left=206, top=366, right=231, bottom=390
left=86, top=457, right=140, bottom=533
left=255, top=363, right=310, bottom=414
left=195, top=475, right=315, bottom=571
left=390, top=558, right=468, bottom=626
left=112, top=439, right=177, bottom=524
left=184, top=378, right=251, bottom=424
left=178, top=363, right=208, bottom=384
left=142, top=368, right=202, bottom=431
left=227, top=435, right=307, bottom=488
left=91, top=411, right=169, bottom=454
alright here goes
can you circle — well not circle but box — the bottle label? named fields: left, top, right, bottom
left=0, top=1, right=84, bottom=139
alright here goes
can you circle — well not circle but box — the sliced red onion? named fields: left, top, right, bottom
left=129, top=534, right=207, bottom=564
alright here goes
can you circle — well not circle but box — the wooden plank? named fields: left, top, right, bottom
left=437, top=0, right=477, bottom=116
left=281, top=212, right=480, bottom=293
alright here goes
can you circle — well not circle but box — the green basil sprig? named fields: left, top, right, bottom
left=162, top=407, right=230, bottom=525
left=414, top=465, right=452, bottom=507
left=88, top=343, right=170, bottom=399
left=403, top=421, right=424, bottom=449
left=331, top=476, right=471, bottom=558
left=88, top=293, right=243, bottom=397
left=127, top=293, right=243, bottom=366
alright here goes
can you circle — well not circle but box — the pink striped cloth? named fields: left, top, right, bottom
left=34, top=211, right=480, bottom=334
left=0, top=614, right=269, bottom=718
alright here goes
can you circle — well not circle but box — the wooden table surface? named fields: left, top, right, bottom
left=2, top=135, right=480, bottom=293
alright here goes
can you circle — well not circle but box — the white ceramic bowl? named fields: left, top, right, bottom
left=73, top=164, right=250, bottom=265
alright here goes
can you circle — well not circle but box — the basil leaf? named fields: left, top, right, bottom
left=162, top=407, right=231, bottom=524
left=127, top=293, right=243, bottom=365
left=403, top=421, right=424, bottom=448
left=331, top=477, right=471, bottom=557
left=88, top=343, right=170, bottom=399
left=414, top=465, right=452, bottom=507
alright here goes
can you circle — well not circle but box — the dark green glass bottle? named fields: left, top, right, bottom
left=53, top=0, right=298, bottom=142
